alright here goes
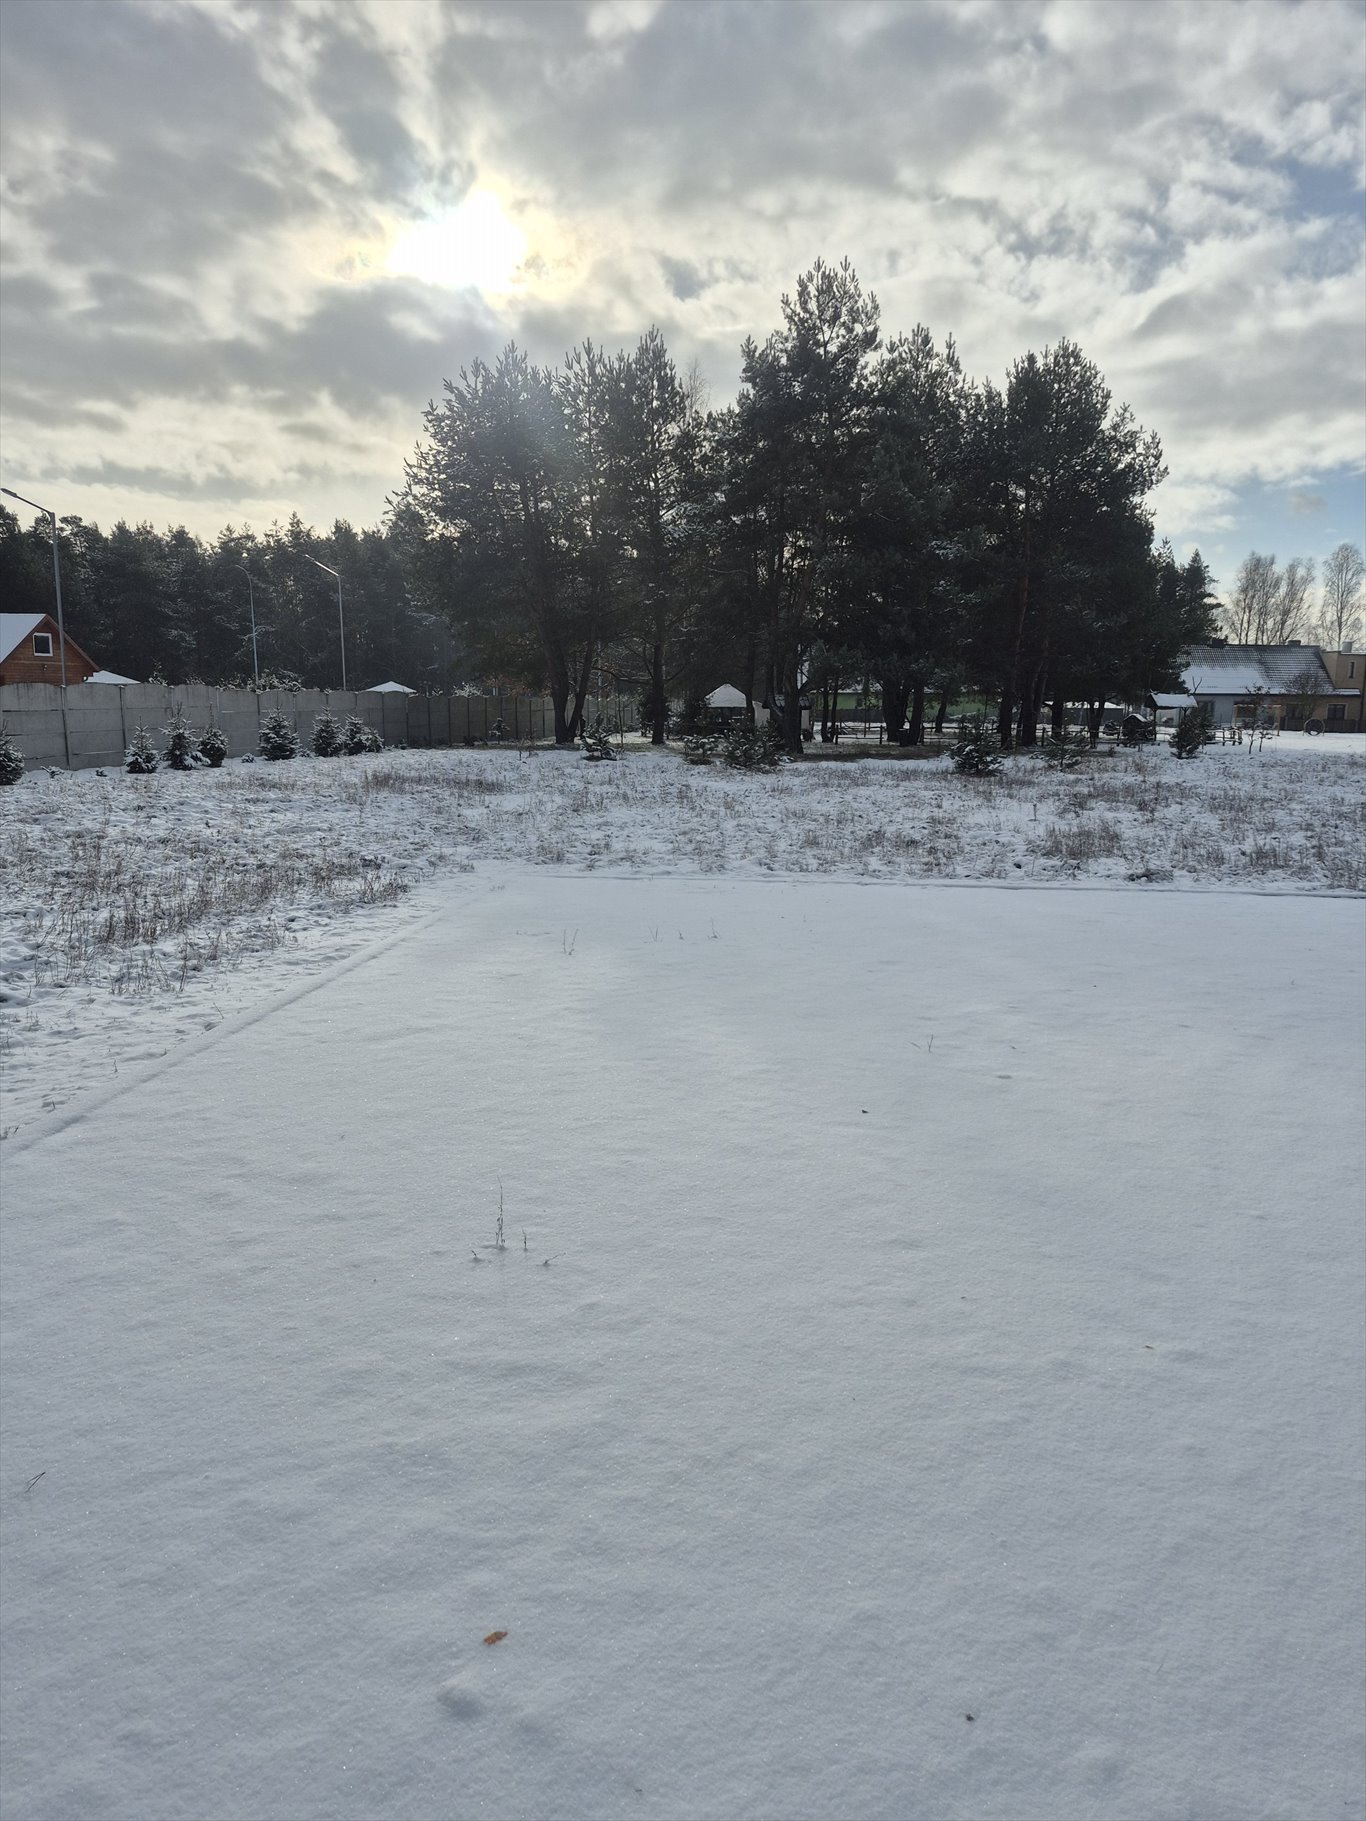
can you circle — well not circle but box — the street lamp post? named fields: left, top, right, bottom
left=233, top=565, right=261, bottom=687
left=304, top=554, right=346, bottom=692
left=2, top=485, right=70, bottom=767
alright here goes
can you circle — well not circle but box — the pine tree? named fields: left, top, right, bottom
left=0, top=723, right=23, bottom=786
left=196, top=724, right=229, bottom=767
left=951, top=714, right=1003, bottom=775
left=580, top=715, right=618, bottom=760
left=310, top=710, right=343, bottom=757
left=258, top=710, right=299, bottom=760
left=1037, top=727, right=1089, bottom=770
left=162, top=706, right=197, bottom=770
left=125, top=725, right=159, bottom=773
left=722, top=719, right=782, bottom=769
left=341, top=715, right=382, bottom=755
left=1171, top=707, right=1207, bottom=759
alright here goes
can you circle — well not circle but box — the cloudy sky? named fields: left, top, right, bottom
left=2, top=0, right=1363, bottom=595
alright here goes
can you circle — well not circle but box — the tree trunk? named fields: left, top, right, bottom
left=907, top=677, right=926, bottom=747
left=1086, top=700, right=1104, bottom=746
left=933, top=683, right=951, bottom=736
left=1017, top=670, right=1043, bottom=748
left=550, top=683, right=573, bottom=745
left=997, top=688, right=1014, bottom=748
left=781, top=651, right=803, bottom=754
left=880, top=677, right=910, bottom=743
left=650, top=642, right=666, bottom=744
left=1050, top=696, right=1066, bottom=738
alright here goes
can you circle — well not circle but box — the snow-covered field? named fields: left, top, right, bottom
left=2, top=739, right=1364, bottom=1820
left=3, top=734, right=1363, bottom=1142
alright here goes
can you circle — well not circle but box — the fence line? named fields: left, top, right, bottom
left=0, top=684, right=635, bottom=772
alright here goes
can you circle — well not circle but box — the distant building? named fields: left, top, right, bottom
left=1174, top=644, right=1362, bottom=732
left=0, top=613, right=98, bottom=686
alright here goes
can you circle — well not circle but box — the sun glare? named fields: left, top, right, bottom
left=385, top=190, right=526, bottom=294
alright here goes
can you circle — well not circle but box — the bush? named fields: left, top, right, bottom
left=0, top=724, right=23, bottom=787
left=163, top=706, right=197, bottom=771
left=310, top=710, right=343, bottom=757
left=126, top=726, right=159, bottom=773
left=341, top=715, right=383, bottom=755
left=258, top=710, right=299, bottom=760
left=722, top=719, right=782, bottom=769
left=196, top=724, right=229, bottom=767
left=951, top=716, right=1003, bottom=776
left=681, top=733, right=719, bottom=764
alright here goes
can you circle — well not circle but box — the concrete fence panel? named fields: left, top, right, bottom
left=1, top=685, right=634, bottom=770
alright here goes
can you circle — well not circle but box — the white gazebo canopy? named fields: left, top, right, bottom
left=366, top=680, right=417, bottom=694
left=85, top=669, right=141, bottom=686
left=705, top=684, right=747, bottom=709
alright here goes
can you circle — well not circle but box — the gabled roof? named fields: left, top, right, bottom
left=366, top=680, right=416, bottom=694
left=0, top=612, right=98, bottom=671
left=706, top=684, right=747, bottom=708
left=1181, top=645, right=1332, bottom=696
left=0, top=613, right=46, bottom=662
left=86, top=669, right=141, bottom=685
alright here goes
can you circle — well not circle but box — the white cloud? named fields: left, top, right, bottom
left=0, top=0, right=1361, bottom=542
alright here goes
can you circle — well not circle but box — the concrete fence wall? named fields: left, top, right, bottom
left=0, top=684, right=636, bottom=771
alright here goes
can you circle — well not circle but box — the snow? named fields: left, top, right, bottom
left=1, top=741, right=1364, bottom=1820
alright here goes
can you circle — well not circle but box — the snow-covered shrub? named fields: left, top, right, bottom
left=341, top=715, right=383, bottom=755
left=258, top=710, right=299, bottom=760
left=951, top=717, right=1003, bottom=776
left=310, top=710, right=343, bottom=757
left=489, top=717, right=510, bottom=744
left=682, top=733, right=719, bottom=764
left=0, top=723, right=23, bottom=786
left=581, top=717, right=618, bottom=761
left=125, top=726, right=159, bottom=773
left=196, top=724, right=229, bottom=767
left=722, top=720, right=781, bottom=770
left=162, top=707, right=197, bottom=771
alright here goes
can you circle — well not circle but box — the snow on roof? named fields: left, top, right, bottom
left=0, top=612, right=46, bottom=661
left=705, top=684, right=747, bottom=709
left=1181, top=645, right=1331, bottom=696
left=1151, top=692, right=1197, bottom=709
left=365, top=680, right=417, bottom=694
left=86, top=669, right=141, bottom=686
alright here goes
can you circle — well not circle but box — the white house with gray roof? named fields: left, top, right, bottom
left=1170, top=644, right=1362, bottom=732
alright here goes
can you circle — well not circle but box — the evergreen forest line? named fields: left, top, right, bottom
left=3, top=258, right=1246, bottom=747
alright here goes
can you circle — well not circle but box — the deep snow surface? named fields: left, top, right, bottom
left=2, top=871, right=1363, bottom=1821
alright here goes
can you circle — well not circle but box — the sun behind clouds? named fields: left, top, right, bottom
left=384, top=189, right=527, bottom=295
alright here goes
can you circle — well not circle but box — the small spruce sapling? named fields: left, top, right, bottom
left=258, top=710, right=299, bottom=760
left=722, top=720, right=782, bottom=769
left=162, top=706, right=197, bottom=771
left=125, top=725, right=160, bottom=773
left=1037, top=727, right=1089, bottom=771
left=342, top=715, right=382, bottom=754
left=581, top=716, right=618, bottom=761
left=0, top=724, right=24, bottom=786
left=196, top=724, right=229, bottom=767
left=951, top=715, right=1003, bottom=776
left=310, top=710, right=343, bottom=757
left=1171, top=706, right=1208, bottom=759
